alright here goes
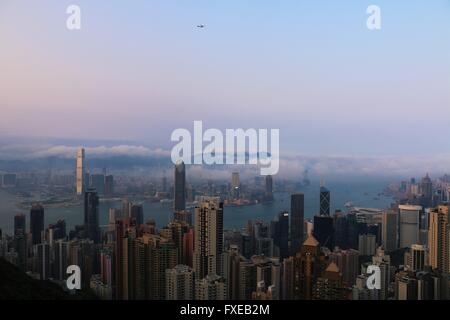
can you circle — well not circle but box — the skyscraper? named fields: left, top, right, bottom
left=382, top=211, right=398, bottom=252
left=358, top=234, right=376, bottom=256
left=130, top=203, right=144, bottom=226
left=231, top=172, right=240, bottom=189
left=428, top=206, right=449, bottom=273
left=398, top=205, right=422, bottom=248
left=290, top=193, right=304, bottom=255
left=115, top=218, right=129, bottom=300
left=320, top=186, right=331, bottom=216
left=231, top=172, right=240, bottom=199
left=281, top=257, right=295, bottom=300
left=420, top=174, right=433, bottom=207
left=294, top=234, right=326, bottom=299
left=328, top=248, right=359, bottom=287
left=271, top=211, right=289, bottom=259
left=194, top=197, right=224, bottom=279
left=165, top=265, right=195, bottom=300
left=30, top=204, right=44, bottom=245
left=14, top=213, right=27, bottom=270
left=90, top=174, right=105, bottom=195
left=195, top=274, right=227, bottom=300
left=410, top=244, right=426, bottom=271
left=14, top=214, right=26, bottom=236
left=313, top=262, right=346, bottom=300
left=84, top=188, right=100, bottom=243
left=174, top=160, right=186, bottom=212
left=105, top=175, right=114, bottom=196
left=313, top=215, right=334, bottom=250
left=76, top=148, right=85, bottom=195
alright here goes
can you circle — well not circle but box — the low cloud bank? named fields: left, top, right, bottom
left=0, top=143, right=448, bottom=178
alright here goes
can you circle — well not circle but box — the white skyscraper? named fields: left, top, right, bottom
left=76, top=148, right=85, bottom=195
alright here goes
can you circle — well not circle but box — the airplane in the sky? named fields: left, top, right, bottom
left=197, top=25, right=205, bottom=28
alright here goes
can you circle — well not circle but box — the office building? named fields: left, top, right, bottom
left=174, top=160, right=186, bottom=211
left=313, top=215, right=334, bottom=250
left=76, top=148, right=85, bottom=195
left=84, top=188, right=100, bottom=243
left=290, top=193, right=305, bottom=255
left=382, top=211, right=398, bottom=252
left=398, top=205, right=422, bottom=248
left=320, top=186, right=330, bottom=216
left=30, top=204, right=44, bottom=245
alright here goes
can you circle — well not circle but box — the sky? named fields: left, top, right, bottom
left=1, top=0, right=450, bottom=157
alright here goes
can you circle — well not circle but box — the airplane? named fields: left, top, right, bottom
left=197, top=25, right=205, bottom=28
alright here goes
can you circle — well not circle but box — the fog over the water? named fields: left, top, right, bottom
left=0, top=140, right=448, bottom=179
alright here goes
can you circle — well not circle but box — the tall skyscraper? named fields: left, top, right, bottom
left=398, top=205, right=422, bottom=248
left=313, top=215, right=334, bottom=250
left=76, top=148, right=85, bottom=195
left=90, top=174, right=105, bottom=195
left=328, top=248, right=359, bottom=287
left=320, top=186, right=331, bottom=216
left=165, top=265, right=195, bottom=300
left=130, top=203, right=144, bottom=226
left=35, top=243, right=50, bottom=280
left=84, top=188, right=100, bottom=243
left=281, top=257, right=295, bottom=300
left=428, top=206, right=449, bottom=273
left=313, top=262, right=346, bottom=300
left=115, top=218, right=129, bottom=300
left=30, top=204, right=44, bottom=245
left=358, top=234, right=376, bottom=256
left=53, top=240, right=69, bottom=281
left=231, top=172, right=240, bottom=189
left=194, top=197, right=224, bottom=279
left=382, top=211, right=398, bottom=252
left=420, top=174, right=433, bottom=207
left=14, top=213, right=27, bottom=270
left=290, top=193, right=305, bottom=255
left=271, top=211, right=289, bottom=259
left=105, top=175, right=114, bottom=196
left=372, top=248, right=391, bottom=300
left=410, top=244, right=426, bottom=271
left=14, top=214, right=26, bottom=236
left=174, top=160, right=186, bottom=212
left=294, top=234, right=326, bottom=299
left=223, top=245, right=241, bottom=300
left=182, top=228, right=194, bottom=267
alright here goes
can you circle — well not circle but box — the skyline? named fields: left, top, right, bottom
left=1, top=1, right=450, bottom=156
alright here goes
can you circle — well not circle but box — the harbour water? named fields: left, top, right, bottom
left=0, top=178, right=394, bottom=235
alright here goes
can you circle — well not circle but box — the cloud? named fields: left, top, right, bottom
left=0, top=144, right=170, bottom=160
left=0, top=142, right=448, bottom=178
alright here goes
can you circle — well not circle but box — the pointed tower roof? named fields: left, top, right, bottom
left=303, top=234, right=319, bottom=247
left=325, top=262, right=340, bottom=273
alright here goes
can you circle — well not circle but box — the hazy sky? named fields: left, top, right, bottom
left=1, top=0, right=450, bottom=156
